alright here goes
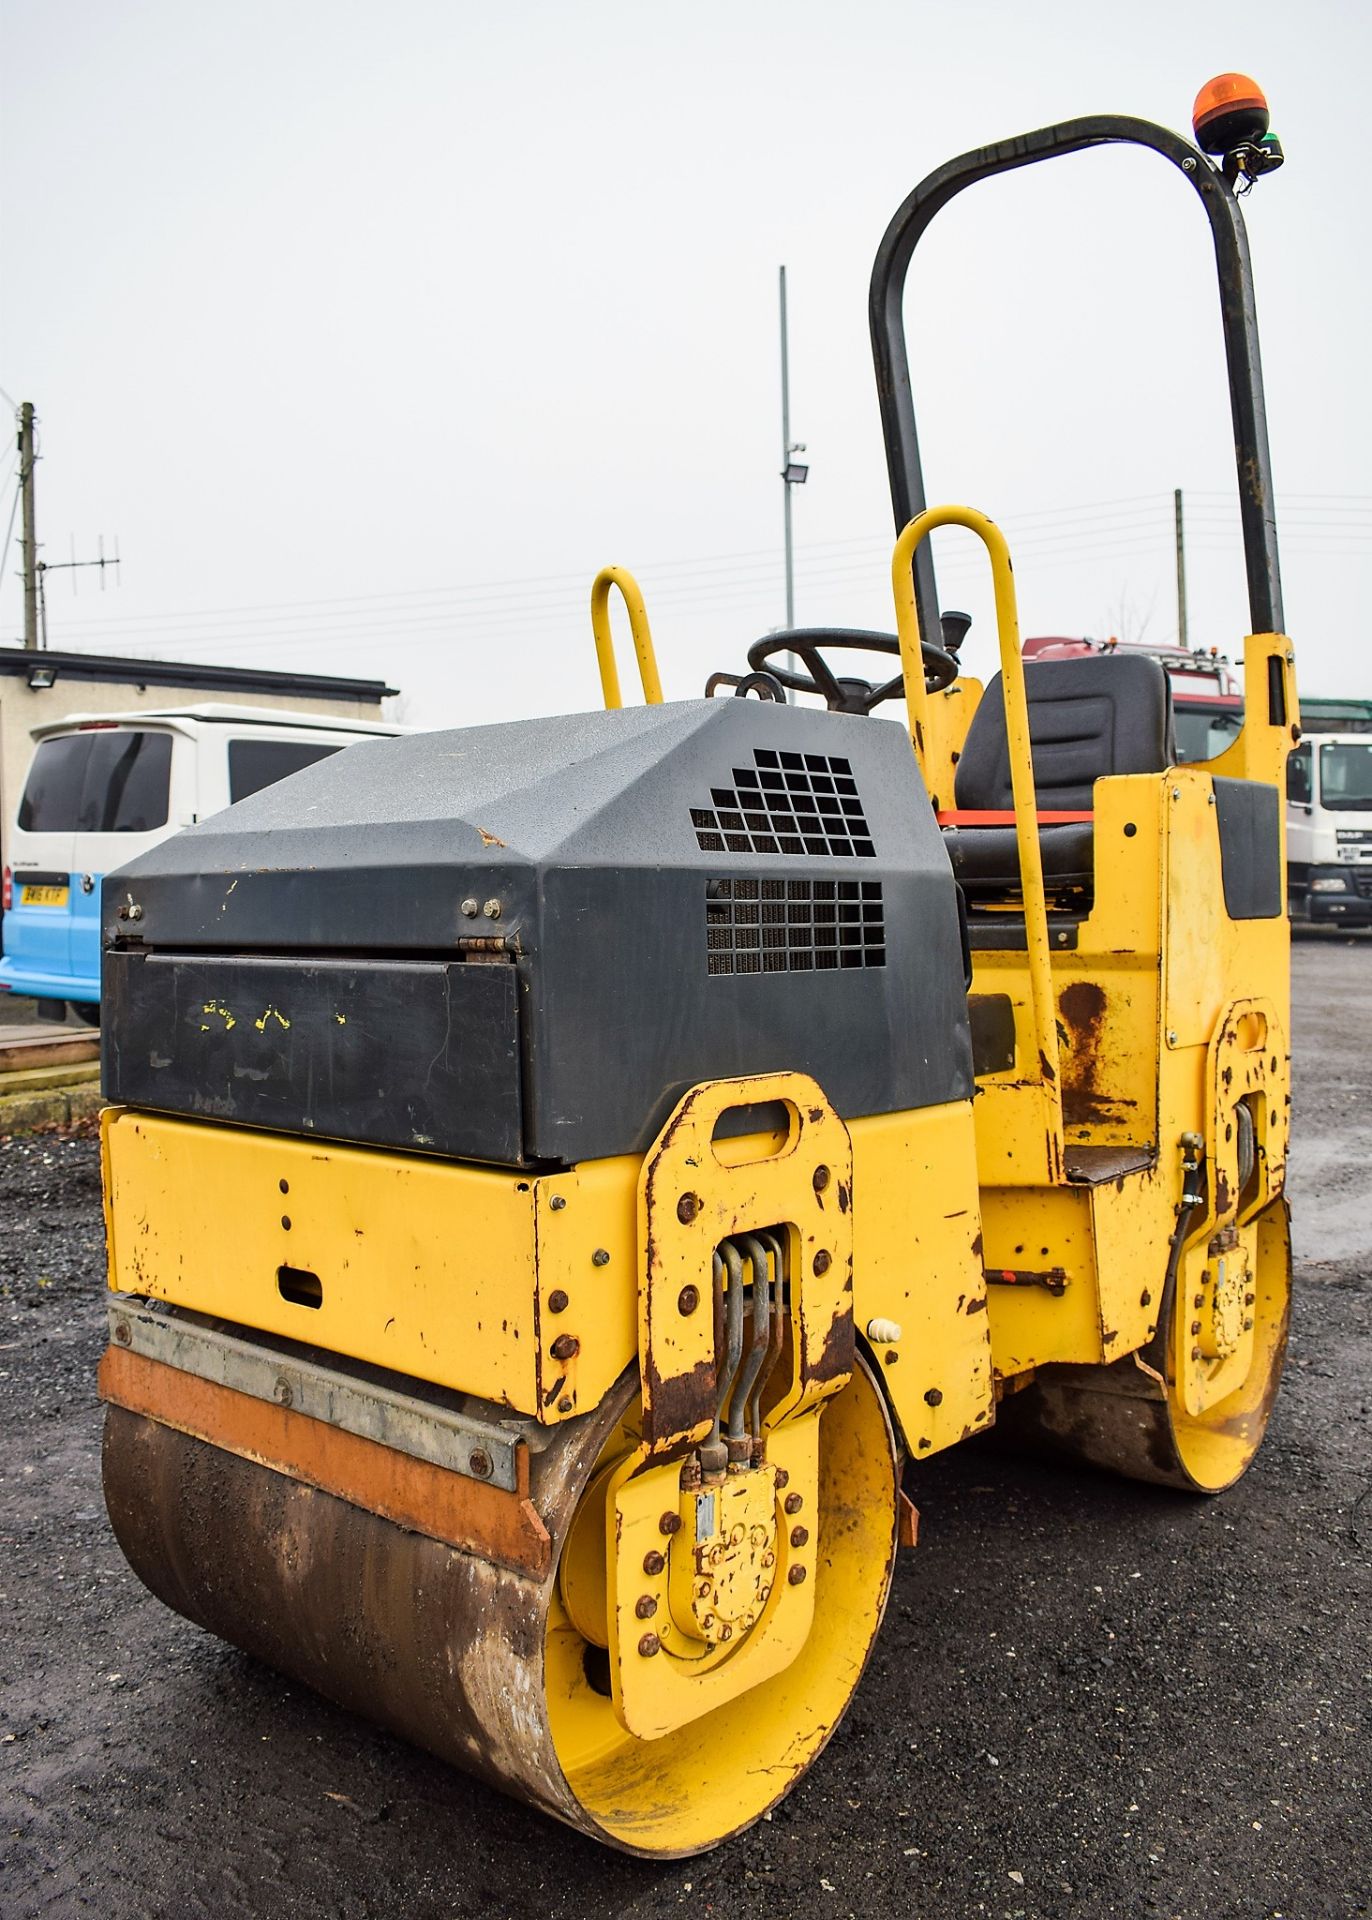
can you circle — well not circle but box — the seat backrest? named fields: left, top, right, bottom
left=953, top=654, right=1175, bottom=811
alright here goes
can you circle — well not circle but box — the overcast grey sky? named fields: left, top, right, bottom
left=2, top=0, right=1368, bottom=725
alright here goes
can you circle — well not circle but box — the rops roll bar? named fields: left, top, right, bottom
left=868, top=114, right=1283, bottom=651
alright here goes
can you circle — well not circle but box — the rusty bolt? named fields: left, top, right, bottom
left=279, top=1178, right=290, bottom=1195
left=460, top=898, right=479, bottom=918
left=718, top=1624, right=733, bottom=1642
left=884, top=1349, right=899, bottom=1366
left=813, top=1165, right=830, bottom=1193
left=783, top=1492, right=803, bottom=1515
left=1191, top=1345, right=1202, bottom=1361
left=1191, top=1320, right=1203, bottom=1336
left=635, top=1594, right=658, bottom=1619
left=274, top=1379, right=293, bottom=1408
left=1140, top=1288, right=1151, bottom=1308
left=924, top=1387, right=943, bottom=1407
left=643, top=1550, right=666, bottom=1576
left=659, top=1511, right=681, bottom=1536
left=701, top=1613, right=715, bottom=1630
left=677, top=1192, right=701, bottom=1224
left=678, top=1285, right=700, bottom=1316
left=762, top=1550, right=776, bottom=1568
left=547, top=1288, right=569, bottom=1314
left=550, top=1333, right=580, bottom=1361
left=774, top=1467, right=790, bottom=1490
left=695, top=1579, right=711, bottom=1599
left=1245, top=1292, right=1256, bottom=1306
left=788, top=1565, right=808, bottom=1586
left=1194, top=1294, right=1205, bottom=1310
left=557, top=1397, right=574, bottom=1413
left=1243, top=1317, right=1254, bottom=1331
left=813, top=1248, right=832, bottom=1276
left=281, top=1215, right=292, bottom=1231
left=790, top=1525, right=809, bottom=1549
left=468, top=1449, right=492, bottom=1481
left=483, top=898, right=502, bottom=920
left=591, top=1248, right=610, bottom=1267
left=113, top=1319, right=131, bottom=1347
left=549, top=1194, right=567, bottom=1212
left=638, top=1633, right=661, bottom=1658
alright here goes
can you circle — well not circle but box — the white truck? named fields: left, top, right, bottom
left=1286, top=733, right=1372, bottom=928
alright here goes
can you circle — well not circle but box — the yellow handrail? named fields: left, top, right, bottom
left=591, top=567, right=664, bottom=709
left=891, top=507, right=1063, bottom=1145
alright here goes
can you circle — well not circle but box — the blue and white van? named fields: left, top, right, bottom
left=0, top=704, right=401, bottom=1019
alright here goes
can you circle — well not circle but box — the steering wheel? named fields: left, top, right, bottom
left=746, top=628, right=959, bottom=715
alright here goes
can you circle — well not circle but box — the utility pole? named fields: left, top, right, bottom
left=19, top=401, right=38, bottom=650
left=1174, top=486, right=1189, bottom=651
left=778, top=267, right=808, bottom=634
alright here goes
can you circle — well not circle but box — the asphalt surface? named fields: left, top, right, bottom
left=1, top=936, right=1369, bottom=1920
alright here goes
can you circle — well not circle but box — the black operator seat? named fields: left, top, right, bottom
left=943, top=654, right=1175, bottom=900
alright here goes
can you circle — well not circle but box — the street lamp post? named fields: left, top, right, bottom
left=778, top=266, right=808, bottom=635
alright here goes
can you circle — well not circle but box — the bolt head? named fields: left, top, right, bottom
left=783, top=1491, right=803, bottom=1515
left=813, top=1248, right=832, bottom=1277
left=718, top=1624, right=733, bottom=1641
left=635, top=1594, right=658, bottom=1619
left=638, top=1632, right=661, bottom=1658
left=113, top=1321, right=131, bottom=1347
left=813, top=1165, right=830, bottom=1193
left=774, top=1467, right=789, bottom=1490
left=790, top=1525, right=809, bottom=1549
left=788, top=1565, right=807, bottom=1586
left=677, top=1285, right=700, bottom=1316
left=557, top=1396, right=574, bottom=1413
left=643, top=1550, right=666, bottom=1576
left=550, top=1332, right=580, bottom=1362
left=460, top=898, right=479, bottom=918
left=548, top=1194, right=567, bottom=1212
left=591, top=1248, right=610, bottom=1267
left=1191, top=1345, right=1202, bottom=1361
left=547, top=1288, right=569, bottom=1314
left=468, top=1449, right=492, bottom=1480
left=676, top=1192, right=701, bottom=1224
left=659, top=1511, right=682, bottom=1536
left=482, top=898, right=502, bottom=920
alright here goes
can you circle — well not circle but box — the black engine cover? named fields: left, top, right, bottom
left=102, top=700, right=972, bottom=1165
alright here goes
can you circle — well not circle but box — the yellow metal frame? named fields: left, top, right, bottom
left=590, top=565, right=664, bottom=709
left=893, top=507, right=1063, bottom=1184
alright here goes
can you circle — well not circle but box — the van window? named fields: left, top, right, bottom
left=18, top=730, right=172, bottom=833
left=18, top=734, right=91, bottom=831
left=228, top=738, right=343, bottom=803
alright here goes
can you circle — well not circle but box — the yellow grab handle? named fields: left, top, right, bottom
left=591, top=567, right=664, bottom=709
left=891, top=506, right=1062, bottom=1135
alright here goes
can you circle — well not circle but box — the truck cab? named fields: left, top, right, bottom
left=1287, top=732, right=1372, bottom=926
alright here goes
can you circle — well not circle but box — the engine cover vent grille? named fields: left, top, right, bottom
left=692, top=748, right=874, bottom=857
left=706, top=876, right=886, bottom=976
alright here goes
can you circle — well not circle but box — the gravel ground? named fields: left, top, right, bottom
left=1, top=936, right=1369, bottom=1920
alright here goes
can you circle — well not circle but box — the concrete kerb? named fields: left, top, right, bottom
left=0, top=1081, right=104, bottom=1137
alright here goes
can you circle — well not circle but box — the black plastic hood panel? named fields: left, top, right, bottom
left=102, top=701, right=972, bottom=1165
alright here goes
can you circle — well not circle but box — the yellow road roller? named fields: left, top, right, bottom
left=98, top=80, right=1296, bottom=1856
